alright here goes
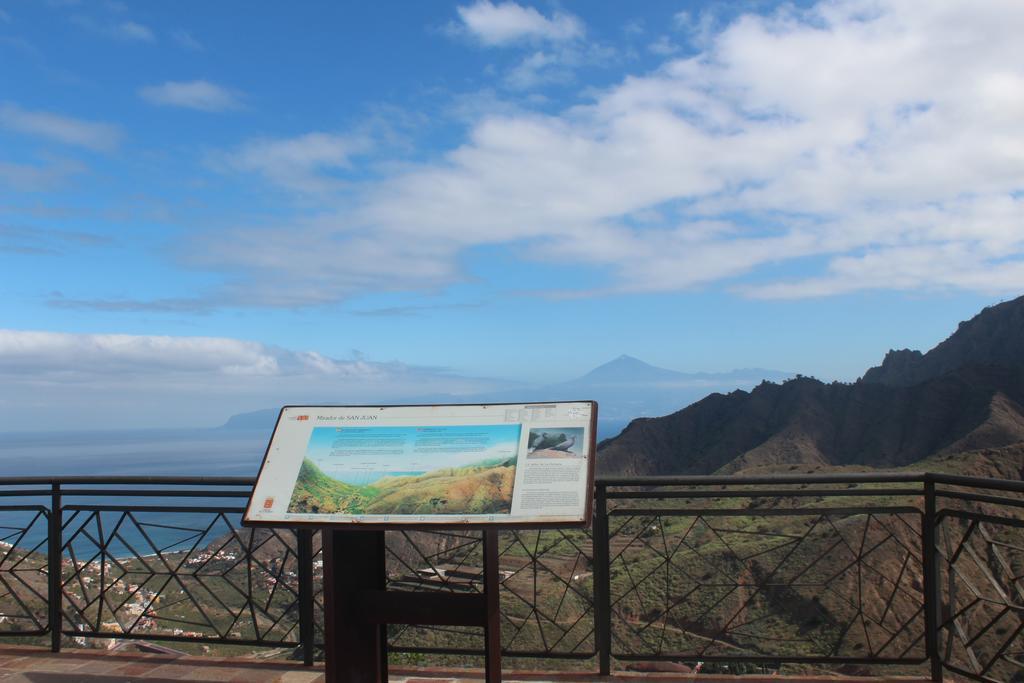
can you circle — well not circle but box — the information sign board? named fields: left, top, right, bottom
left=244, top=402, right=596, bottom=528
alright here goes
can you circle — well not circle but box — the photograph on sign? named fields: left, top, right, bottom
left=527, top=427, right=585, bottom=459
left=245, top=402, right=595, bottom=527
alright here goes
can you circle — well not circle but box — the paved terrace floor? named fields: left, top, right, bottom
left=0, top=647, right=939, bottom=682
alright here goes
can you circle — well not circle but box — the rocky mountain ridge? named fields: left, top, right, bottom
left=861, top=296, right=1024, bottom=386
left=599, top=295, right=1024, bottom=476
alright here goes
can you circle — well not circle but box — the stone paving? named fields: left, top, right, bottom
left=0, top=646, right=939, bottom=682
left=0, top=646, right=612, bottom=682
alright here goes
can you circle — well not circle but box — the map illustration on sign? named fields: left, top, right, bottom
left=287, top=424, right=521, bottom=515
left=244, top=402, right=596, bottom=527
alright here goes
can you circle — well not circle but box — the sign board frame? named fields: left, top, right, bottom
left=243, top=401, right=598, bottom=531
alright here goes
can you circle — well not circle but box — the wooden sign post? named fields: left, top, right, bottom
left=322, top=529, right=502, bottom=683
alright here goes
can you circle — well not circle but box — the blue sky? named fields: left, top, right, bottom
left=1, top=0, right=1022, bottom=430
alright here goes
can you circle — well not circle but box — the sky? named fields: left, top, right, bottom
left=1, top=0, right=1022, bottom=430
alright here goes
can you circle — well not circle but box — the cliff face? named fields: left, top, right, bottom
left=861, top=296, right=1024, bottom=386
left=599, top=295, right=1024, bottom=476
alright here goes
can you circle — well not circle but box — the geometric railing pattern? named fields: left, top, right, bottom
left=311, top=527, right=596, bottom=659
left=380, top=528, right=485, bottom=656
left=608, top=509, right=925, bottom=664
left=382, top=528, right=595, bottom=659
left=60, top=507, right=301, bottom=647
left=0, top=506, right=49, bottom=635
left=1, top=473, right=1023, bottom=683
left=937, top=510, right=1024, bottom=683
left=496, top=528, right=595, bottom=657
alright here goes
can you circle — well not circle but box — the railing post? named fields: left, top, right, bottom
left=297, top=528, right=315, bottom=666
left=593, top=482, right=611, bottom=676
left=48, top=482, right=62, bottom=653
left=922, top=476, right=942, bottom=681
left=482, top=529, right=502, bottom=683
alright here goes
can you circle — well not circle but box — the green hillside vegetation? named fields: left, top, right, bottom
left=367, top=456, right=516, bottom=514
left=287, top=456, right=517, bottom=515
left=287, top=457, right=377, bottom=514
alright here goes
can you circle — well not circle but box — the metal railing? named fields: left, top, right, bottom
left=0, top=473, right=1021, bottom=681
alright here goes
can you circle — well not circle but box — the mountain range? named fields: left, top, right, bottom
left=599, top=295, right=1024, bottom=477
left=221, top=356, right=792, bottom=440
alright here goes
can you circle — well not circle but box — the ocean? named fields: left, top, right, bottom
left=0, top=427, right=269, bottom=477
left=0, top=428, right=270, bottom=558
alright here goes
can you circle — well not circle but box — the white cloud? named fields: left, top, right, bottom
left=0, top=158, right=85, bottom=192
left=113, top=20, right=153, bottom=41
left=72, top=16, right=155, bottom=42
left=1, top=225, right=106, bottom=255
left=0, top=329, right=507, bottom=429
left=215, top=131, right=371, bottom=193
left=193, top=0, right=1024, bottom=306
left=171, top=29, right=202, bottom=51
left=648, top=36, right=679, bottom=56
left=455, top=0, right=583, bottom=45
left=622, top=19, right=644, bottom=37
left=500, top=40, right=613, bottom=90
left=0, top=330, right=280, bottom=377
left=748, top=245, right=1024, bottom=299
left=0, top=102, right=121, bottom=150
left=450, top=2, right=606, bottom=90
left=505, top=51, right=568, bottom=89
left=673, top=9, right=717, bottom=45
left=743, top=196, right=1024, bottom=298
left=139, top=80, right=241, bottom=112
